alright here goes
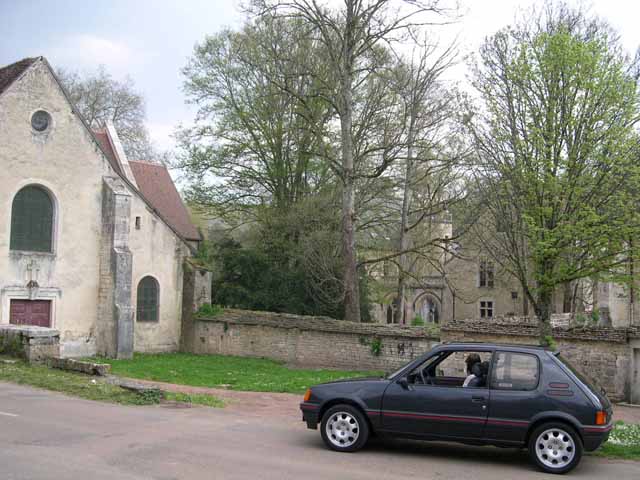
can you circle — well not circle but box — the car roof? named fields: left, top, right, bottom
left=438, top=342, right=553, bottom=352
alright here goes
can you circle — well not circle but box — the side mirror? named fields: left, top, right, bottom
left=397, top=377, right=409, bottom=389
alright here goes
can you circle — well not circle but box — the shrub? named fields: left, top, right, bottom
left=411, top=315, right=425, bottom=326
left=541, top=335, right=557, bottom=349
left=136, top=388, right=164, bottom=405
left=370, top=338, right=383, bottom=356
left=196, top=303, right=224, bottom=317
left=209, top=236, right=373, bottom=320
left=0, top=334, right=23, bottom=357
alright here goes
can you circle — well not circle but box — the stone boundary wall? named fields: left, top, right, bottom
left=0, top=325, right=60, bottom=363
left=442, top=319, right=634, bottom=402
left=443, top=319, right=631, bottom=343
left=182, top=309, right=440, bottom=372
left=179, top=262, right=213, bottom=352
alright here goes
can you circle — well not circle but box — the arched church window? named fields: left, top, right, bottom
left=10, top=185, right=54, bottom=252
left=137, top=276, right=159, bottom=322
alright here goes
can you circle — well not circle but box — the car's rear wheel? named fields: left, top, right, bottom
left=528, top=422, right=583, bottom=474
left=320, top=404, right=369, bottom=452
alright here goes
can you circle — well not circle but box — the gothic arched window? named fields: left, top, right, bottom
left=10, top=185, right=54, bottom=252
left=137, top=276, right=159, bottom=322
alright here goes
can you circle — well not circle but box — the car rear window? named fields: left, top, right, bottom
left=554, top=353, right=604, bottom=394
left=490, top=352, right=539, bottom=391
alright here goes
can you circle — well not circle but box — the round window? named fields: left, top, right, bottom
left=31, top=110, right=51, bottom=132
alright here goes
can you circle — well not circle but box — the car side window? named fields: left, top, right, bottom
left=490, top=352, right=539, bottom=391
left=406, top=351, right=491, bottom=388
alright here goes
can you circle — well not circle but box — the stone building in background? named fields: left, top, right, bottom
left=0, top=57, right=207, bottom=358
left=370, top=212, right=638, bottom=329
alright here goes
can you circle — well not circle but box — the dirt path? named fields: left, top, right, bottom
left=128, top=377, right=301, bottom=417
left=125, top=377, right=640, bottom=424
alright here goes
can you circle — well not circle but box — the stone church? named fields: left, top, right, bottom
left=0, top=56, right=206, bottom=358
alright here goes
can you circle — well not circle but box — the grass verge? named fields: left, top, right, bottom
left=0, top=358, right=225, bottom=408
left=592, top=422, right=640, bottom=461
left=594, top=443, right=640, bottom=460
left=0, top=359, right=156, bottom=405
left=94, top=352, right=383, bottom=394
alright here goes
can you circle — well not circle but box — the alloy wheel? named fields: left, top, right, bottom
left=535, top=428, right=576, bottom=470
left=325, top=411, right=360, bottom=448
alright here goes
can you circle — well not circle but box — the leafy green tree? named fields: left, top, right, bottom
left=177, top=16, right=333, bottom=220
left=468, top=3, right=640, bottom=343
left=208, top=219, right=373, bottom=320
left=179, top=10, right=452, bottom=322
left=252, top=0, right=453, bottom=322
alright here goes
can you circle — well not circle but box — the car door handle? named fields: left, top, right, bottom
left=471, top=396, right=485, bottom=402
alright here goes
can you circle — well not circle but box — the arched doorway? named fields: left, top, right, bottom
left=414, top=293, right=440, bottom=324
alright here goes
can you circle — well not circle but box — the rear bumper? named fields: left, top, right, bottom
left=300, top=402, right=319, bottom=429
left=582, top=423, right=613, bottom=451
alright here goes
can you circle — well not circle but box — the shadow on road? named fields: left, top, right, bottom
left=298, top=433, right=537, bottom=471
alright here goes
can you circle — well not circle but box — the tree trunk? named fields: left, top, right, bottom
left=629, top=237, right=635, bottom=325
left=340, top=2, right=360, bottom=323
left=535, top=288, right=553, bottom=345
left=341, top=142, right=360, bottom=322
left=562, top=281, right=572, bottom=313
left=396, top=277, right=406, bottom=324
left=395, top=114, right=416, bottom=325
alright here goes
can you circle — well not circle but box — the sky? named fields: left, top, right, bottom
left=1, top=0, right=639, bottom=154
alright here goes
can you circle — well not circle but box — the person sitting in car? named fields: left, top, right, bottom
left=463, top=353, right=481, bottom=387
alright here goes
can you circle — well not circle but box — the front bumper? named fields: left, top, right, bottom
left=300, top=402, right=319, bottom=429
left=582, top=423, right=613, bottom=451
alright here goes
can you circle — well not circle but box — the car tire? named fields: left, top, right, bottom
left=528, top=422, right=583, bottom=474
left=320, top=404, right=369, bottom=453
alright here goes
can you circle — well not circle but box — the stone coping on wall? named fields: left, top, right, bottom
left=442, top=319, right=631, bottom=344
left=0, top=324, right=61, bottom=338
left=197, top=309, right=440, bottom=339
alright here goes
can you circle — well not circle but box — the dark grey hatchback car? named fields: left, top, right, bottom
left=300, top=343, right=613, bottom=474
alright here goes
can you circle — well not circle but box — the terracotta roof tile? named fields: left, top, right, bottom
left=93, top=129, right=123, bottom=176
left=129, top=161, right=201, bottom=241
left=0, top=57, right=38, bottom=95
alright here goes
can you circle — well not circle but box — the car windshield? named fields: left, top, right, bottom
left=386, top=353, right=443, bottom=379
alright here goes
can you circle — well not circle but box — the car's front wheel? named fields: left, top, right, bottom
left=528, top=422, right=583, bottom=474
left=320, top=404, right=369, bottom=452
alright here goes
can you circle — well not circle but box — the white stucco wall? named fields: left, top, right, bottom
left=0, top=60, right=114, bottom=356
left=0, top=59, right=192, bottom=356
left=129, top=196, right=189, bottom=352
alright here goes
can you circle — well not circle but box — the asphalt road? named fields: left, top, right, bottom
left=1, top=382, right=639, bottom=480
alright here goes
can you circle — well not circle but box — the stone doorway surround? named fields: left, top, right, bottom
left=0, top=286, right=61, bottom=329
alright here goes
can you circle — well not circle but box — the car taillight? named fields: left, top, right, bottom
left=303, top=388, right=312, bottom=402
left=595, top=410, right=607, bottom=425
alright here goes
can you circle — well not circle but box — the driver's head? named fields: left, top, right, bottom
left=465, top=353, right=481, bottom=374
